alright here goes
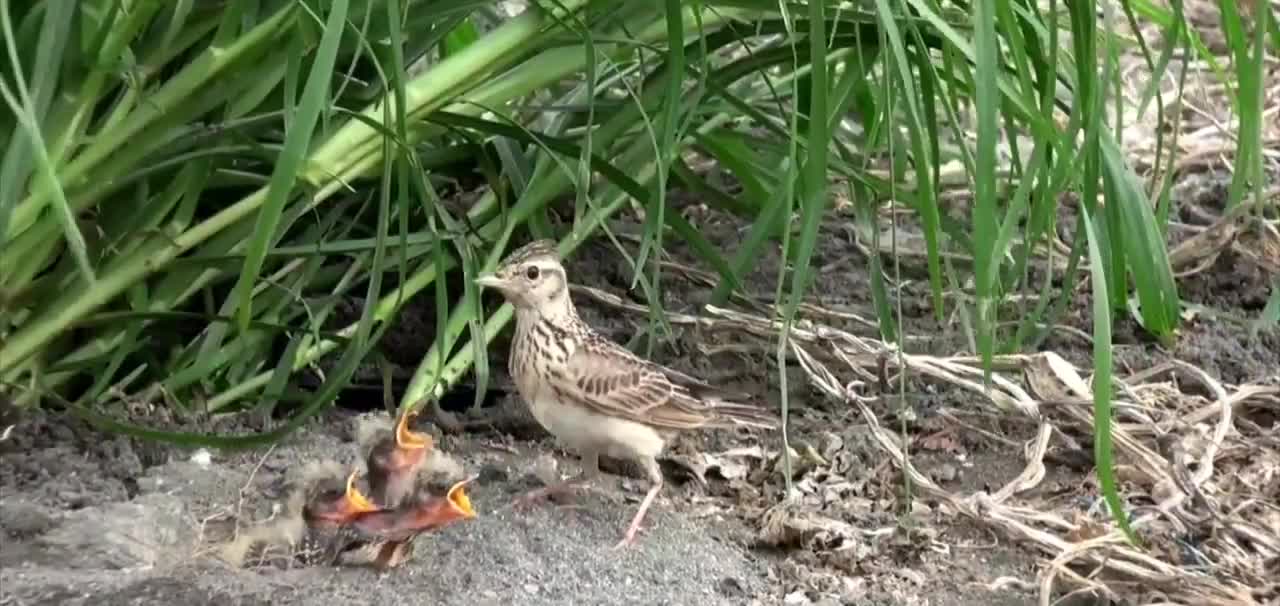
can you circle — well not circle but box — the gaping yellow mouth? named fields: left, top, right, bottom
left=344, top=470, right=379, bottom=513
left=446, top=476, right=478, bottom=518
left=394, top=410, right=432, bottom=451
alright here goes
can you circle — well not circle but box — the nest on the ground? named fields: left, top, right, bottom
left=574, top=276, right=1280, bottom=606
left=211, top=414, right=467, bottom=571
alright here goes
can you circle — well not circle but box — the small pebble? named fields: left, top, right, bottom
left=190, top=449, right=213, bottom=467
left=57, top=491, right=89, bottom=508
left=718, top=576, right=746, bottom=597
left=785, top=589, right=813, bottom=604
left=0, top=501, right=55, bottom=536
left=135, top=476, right=165, bottom=493
left=477, top=462, right=509, bottom=483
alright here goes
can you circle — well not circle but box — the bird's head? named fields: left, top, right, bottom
left=345, top=475, right=479, bottom=541
left=302, top=470, right=380, bottom=528
left=474, top=239, right=571, bottom=316
left=365, top=410, right=432, bottom=507
left=368, top=410, right=431, bottom=473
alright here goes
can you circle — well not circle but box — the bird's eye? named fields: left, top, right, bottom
left=525, top=265, right=540, bottom=280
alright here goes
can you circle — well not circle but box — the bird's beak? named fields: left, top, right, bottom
left=394, top=410, right=431, bottom=451
left=446, top=475, right=478, bottom=519
left=343, top=471, right=379, bottom=514
left=474, top=274, right=508, bottom=291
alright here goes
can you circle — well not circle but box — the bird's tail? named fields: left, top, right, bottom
left=706, top=399, right=780, bottom=430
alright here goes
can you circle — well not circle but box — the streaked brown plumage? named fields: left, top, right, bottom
left=475, top=239, right=776, bottom=547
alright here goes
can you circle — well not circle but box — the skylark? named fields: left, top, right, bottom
left=475, top=239, right=777, bottom=547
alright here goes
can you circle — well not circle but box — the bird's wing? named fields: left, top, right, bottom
left=654, top=363, right=754, bottom=403
left=549, top=336, right=715, bottom=430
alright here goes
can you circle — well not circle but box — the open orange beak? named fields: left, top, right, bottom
left=446, top=475, right=478, bottom=519
left=343, top=475, right=479, bottom=541
left=445, top=474, right=476, bottom=517
left=394, top=410, right=432, bottom=451
left=343, top=470, right=380, bottom=514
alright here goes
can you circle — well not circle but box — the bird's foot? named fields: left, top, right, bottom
left=611, top=481, right=662, bottom=549
left=611, top=527, right=641, bottom=550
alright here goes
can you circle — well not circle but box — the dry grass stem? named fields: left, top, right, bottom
left=574, top=281, right=1279, bottom=604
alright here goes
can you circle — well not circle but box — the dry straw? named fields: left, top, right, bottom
left=573, top=263, right=1279, bottom=605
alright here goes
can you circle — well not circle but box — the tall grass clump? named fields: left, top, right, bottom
left=1, top=0, right=1273, bottom=530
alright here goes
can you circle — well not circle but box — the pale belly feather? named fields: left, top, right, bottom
left=527, top=392, right=665, bottom=461
left=511, top=316, right=666, bottom=462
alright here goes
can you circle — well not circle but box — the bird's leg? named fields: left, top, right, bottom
left=512, top=449, right=599, bottom=508
left=614, top=456, right=663, bottom=549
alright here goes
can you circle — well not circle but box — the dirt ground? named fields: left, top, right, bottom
left=3, top=5, right=1279, bottom=602
left=2, top=156, right=1276, bottom=605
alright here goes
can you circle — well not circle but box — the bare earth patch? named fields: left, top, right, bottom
left=2, top=170, right=1275, bottom=604
left=0, top=409, right=769, bottom=605
left=2, top=4, right=1278, bottom=603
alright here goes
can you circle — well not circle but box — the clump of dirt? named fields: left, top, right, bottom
left=0, top=411, right=149, bottom=509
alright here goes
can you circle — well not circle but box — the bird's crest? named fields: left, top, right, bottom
left=499, top=238, right=560, bottom=269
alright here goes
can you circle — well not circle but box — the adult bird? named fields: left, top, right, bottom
left=475, top=239, right=776, bottom=547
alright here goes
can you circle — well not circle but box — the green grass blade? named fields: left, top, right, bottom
left=0, top=0, right=95, bottom=284
left=874, top=0, right=943, bottom=321
left=784, top=2, right=830, bottom=317
left=0, top=0, right=73, bottom=245
left=972, top=0, right=1000, bottom=379
left=229, top=0, right=349, bottom=333
left=1098, top=134, right=1180, bottom=343
left=1080, top=204, right=1138, bottom=545
left=1252, top=276, right=1280, bottom=339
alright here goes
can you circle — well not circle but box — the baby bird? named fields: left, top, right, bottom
left=475, top=239, right=776, bottom=547
left=339, top=476, right=477, bottom=569
left=365, top=410, right=433, bottom=508
left=303, top=470, right=380, bottom=527
left=299, top=470, right=381, bottom=566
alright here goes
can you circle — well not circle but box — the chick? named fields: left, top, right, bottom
left=218, top=462, right=367, bottom=569
left=332, top=474, right=478, bottom=570
left=364, top=410, right=433, bottom=508
left=221, top=410, right=469, bottom=571
left=302, top=470, right=380, bottom=527
left=297, top=470, right=382, bottom=566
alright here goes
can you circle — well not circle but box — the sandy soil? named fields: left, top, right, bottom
left=2, top=159, right=1275, bottom=605
left=1, top=406, right=774, bottom=605
left=3, top=4, right=1279, bottom=599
